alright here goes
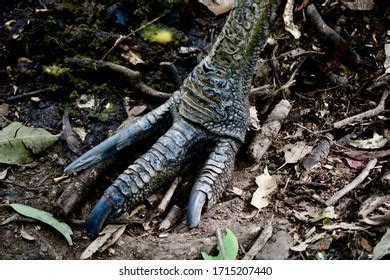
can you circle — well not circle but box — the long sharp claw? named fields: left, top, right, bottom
left=85, top=196, right=113, bottom=238
left=186, top=190, right=207, bottom=228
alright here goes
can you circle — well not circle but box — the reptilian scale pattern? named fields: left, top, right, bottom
left=65, top=0, right=282, bottom=237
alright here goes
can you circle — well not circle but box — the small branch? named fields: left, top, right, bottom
left=65, top=57, right=170, bottom=100
left=242, top=224, right=273, bottom=260
left=283, top=0, right=301, bottom=39
left=101, top=14, right=165, bottom=60
left=325, top=158, right=378, bottom=206
left=341, top=149, right=390, bottom=161
left=249, top=99, right=292, bottom=161
left=216, top=228, right=227, bottom=260
left=62, top=111, right=82, bottom=155
left=5, top=88, right=50, bottom=102
left=333, top=89, right=388, bottom=128
left=359, top=195, right=390, bottom=218
left=157, top=177, right=180, bottom=214
left=159, top=205, right=182, bottom=230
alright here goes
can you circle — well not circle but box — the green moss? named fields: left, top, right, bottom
left=43, top=65, right=70, bottom=77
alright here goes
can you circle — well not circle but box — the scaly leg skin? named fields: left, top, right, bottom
left=64, top=0, right=281, bottom=238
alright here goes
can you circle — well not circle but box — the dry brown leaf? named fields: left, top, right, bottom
left=290, top=232, right=326, bottom=252
left=283, top=141, right=313, bottom=164
left=80, top=224, right=127, bottom=260
left=198, top=0, right=235, bottom=16
left=121, top=50, right=145, bottom=65
left=250, top=167, right=277, bottom=210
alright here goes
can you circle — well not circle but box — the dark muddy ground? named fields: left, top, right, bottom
left=0, top=0, right=389, bottom=260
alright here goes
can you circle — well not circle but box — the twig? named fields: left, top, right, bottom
left=5, top=88, right=50, bottom=102
left=359, top=195, right=390, bottom=218
left=325, top=158, right=378, bottom=206
left=157, top=177, right=180, bottom=214
left=333, top=89, right=388, bottom=128
left=159, top=205, right=182, bottom=230
left=242, top=224, right=273, bottom=260
left=249, top=84, right=273, bottom=100
left=283, top=0, right=301, bottom=39
left=101, top=14, right=165, bottom=60
left=249, top=99, right=292, bottom=161
left=65, top=57, right=170, bottom=100
left=291, top=180, right=329, bottom=188
left=216, top=228, right=227, bottom=260
left=340, top=149, right=390, bottom=161
left=62, top=111, right=82, bottom=155
left=53, top=175, right=68, bottom=184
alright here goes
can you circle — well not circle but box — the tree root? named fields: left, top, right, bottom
left=333, top=89, right=388, bottom=128
left=305, top=4, right=362, bottom=69
left=65, top=57, right=171, bottom=100
left=325, top=158, right=378, bottom=206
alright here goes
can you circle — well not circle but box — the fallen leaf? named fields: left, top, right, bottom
left=349, top=133, right=388, bottom=150
left=73, top=127, right=87, bottom=142
left=310, top=207, right=338, bottom=223
left=121, top=50, right=145, bottom=65
left=198, top=0, right=235, bottom=16
left=283, top=141, right=313, bottom=164
left=290, top=232, right=327, bottom=252
left=201, top=228, right=238, bottom=260
left=345, top=157, right=366, bottom=171
left=62, top=112, right=82, bottom=154
left=360, top=238, right=373, bottom=253
left=250, top=167, right=277, bottom=209
left=77, top=94, right=95, bottom=109
left=372, top=228, right=390, bottom=259
left=0, top=122, right=60, bottom=164
left=0, top=103, right=9, bottom=116
left=341, top=0, right=375, bottom=11
left=9, top=203, right=73, bottom=245
left=0, top=168, right=8, bottom=180
left=20, top=229, right=35, bottom=241
left=80, top=224, right=127, bottom=260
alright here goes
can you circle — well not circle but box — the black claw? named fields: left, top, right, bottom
left=186, top=191, right=207, bottom=228
left=85, top=196, right=113, bottom=238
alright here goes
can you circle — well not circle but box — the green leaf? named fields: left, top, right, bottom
left=0, top=122, right=60, bottom=164
left=9, top=203, right=73, bottom=245
left=201, top=228, right=239, bottom=260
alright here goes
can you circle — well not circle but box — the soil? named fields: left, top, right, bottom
left=0, top=0, right=389, bottom=260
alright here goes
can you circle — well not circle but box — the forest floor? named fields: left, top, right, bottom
left=0, top=0, right=389, bottom=260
